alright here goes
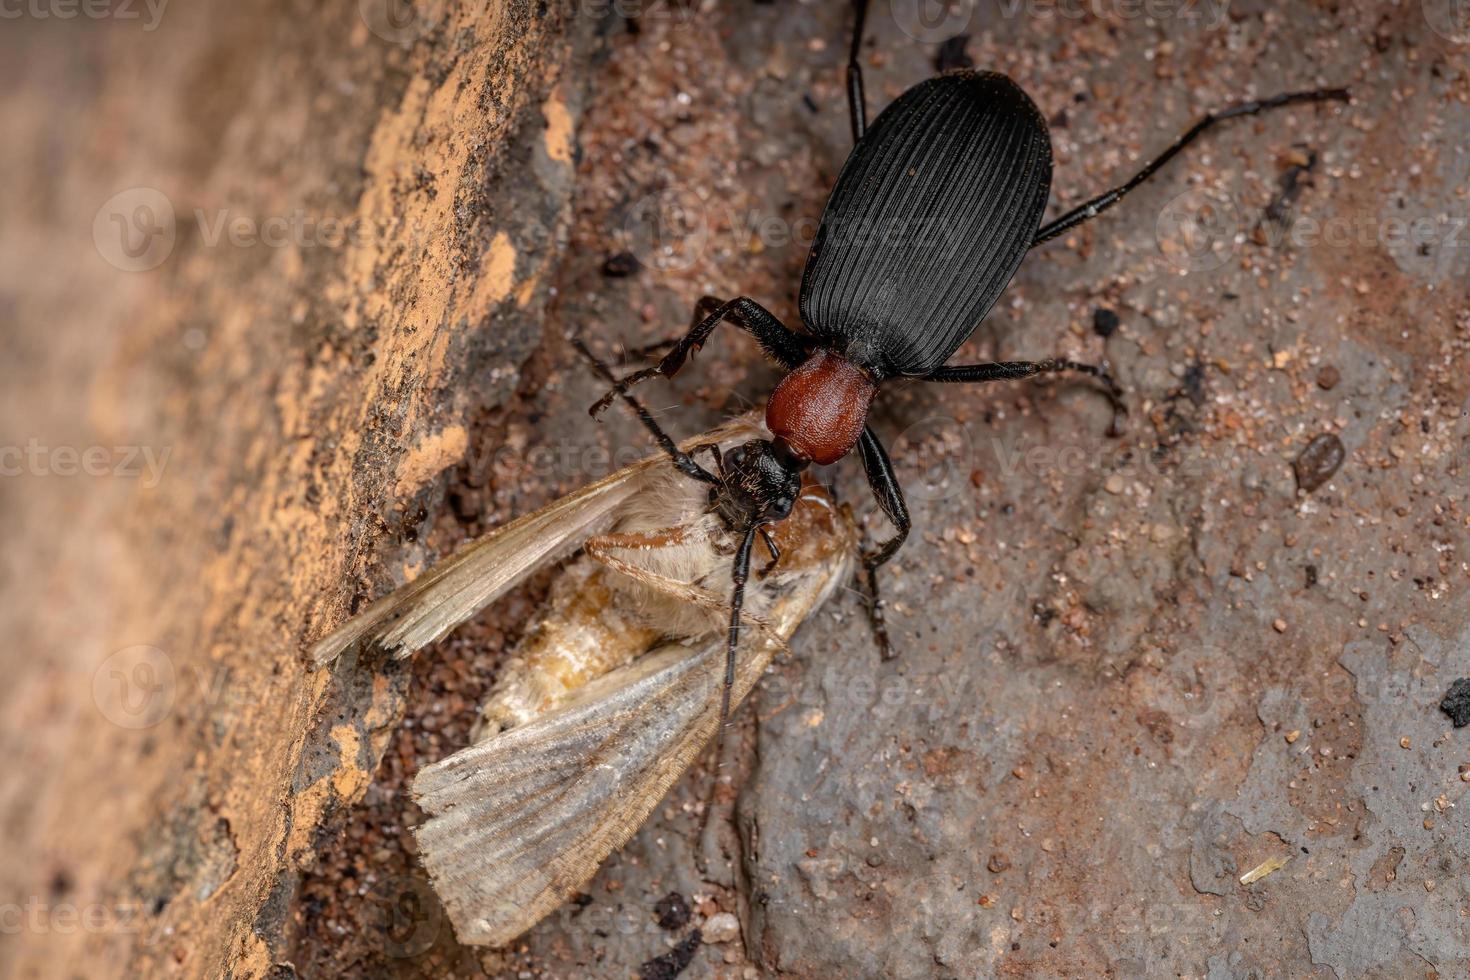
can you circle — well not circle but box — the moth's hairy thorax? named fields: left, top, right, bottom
left=608, top=468, right=741, bottom=638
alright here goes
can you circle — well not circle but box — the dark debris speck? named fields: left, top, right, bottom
left=602, top=251, right=642, bottom=277
left=638, top=928, right=702, bottom=980
left=1439, top=678, right=1470, bottom=728
left=934, top=35, right=974, bottom=73
left=1092, top=307, right=1120, bottom=338
left=653, top=891, right=691, bottom=930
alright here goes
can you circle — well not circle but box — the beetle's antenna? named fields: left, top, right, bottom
left=696, top=522, right=756, bottom=875
left=716, top=524, right=756, bottom=760
left=570, top=335, right=719, bottom=486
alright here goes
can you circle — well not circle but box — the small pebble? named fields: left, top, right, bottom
left=1273, top=619, right=1288, bottom=633
left=1286, top=730, right=1301, bottom=744
left=702, top=912, right=740, bottom=944
left=1400, top=737, right=1412, bottom=749
left=1316, top=365, right=1340, bottom=390
left=1104, top=474, right=1125, bottom=495
left=1294, top=434, right=1346, bottom=492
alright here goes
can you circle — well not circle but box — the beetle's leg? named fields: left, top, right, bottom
left=1031, top=87, right=1349, bottom=248
left=857, top=425, right=910, bottom=660
left=571, top=336, right=719, bottom=485
left=589, top=297, right=808, bottom=417
left=618, top=295, right=724, bottom=361
left=846, top=0, right=871, bottom=142
left=926, top=359, right=1127, bottom=437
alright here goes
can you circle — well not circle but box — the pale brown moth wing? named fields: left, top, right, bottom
left=411, top=539, right=854, bottom=947
left=307, top=415, right=763, bottom=667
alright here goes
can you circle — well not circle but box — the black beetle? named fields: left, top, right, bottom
left=586, top=0, right=1348, bottom=735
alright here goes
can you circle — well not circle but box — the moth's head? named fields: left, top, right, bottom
left=711, top=439, right=804, bottom=529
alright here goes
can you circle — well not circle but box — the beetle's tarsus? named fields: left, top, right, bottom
left=861, top=563, right=896, bottom=660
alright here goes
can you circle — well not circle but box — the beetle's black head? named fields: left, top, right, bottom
left=710, top=439, right=807, bottom=529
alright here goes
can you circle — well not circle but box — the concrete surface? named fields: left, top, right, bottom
left=1, top=1, right=1466, bottom=978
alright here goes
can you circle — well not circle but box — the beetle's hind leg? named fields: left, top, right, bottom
left=856, top=426, right=910, bottom=661
left=589, top=297, right=809, bottom=418
left=1032, top=87, right=1349, bottom=248
left=926, top=358, right=1128, bottom=437
left=846, top=0, right=871, bottom=142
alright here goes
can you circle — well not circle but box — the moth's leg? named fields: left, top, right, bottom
left=926, top=358, right=1127, bottom=437
left=1032, top=87, right=1349, bottom=248
left=587, top=525, right=695, bottom=554
left=571, top=336, right=719, bottom=485
left=585, top=529, right=787, bottom=650
left=589, top=297, right=807, bottom=417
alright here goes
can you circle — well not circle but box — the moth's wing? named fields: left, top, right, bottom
left=411, top=544, right=851, bottom=947
left=307, top=461, right=653, bottom=666
left=307, top=415, right=763, bottom=667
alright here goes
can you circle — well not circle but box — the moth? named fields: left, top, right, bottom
left=309, top=414, right=858, bottom=946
